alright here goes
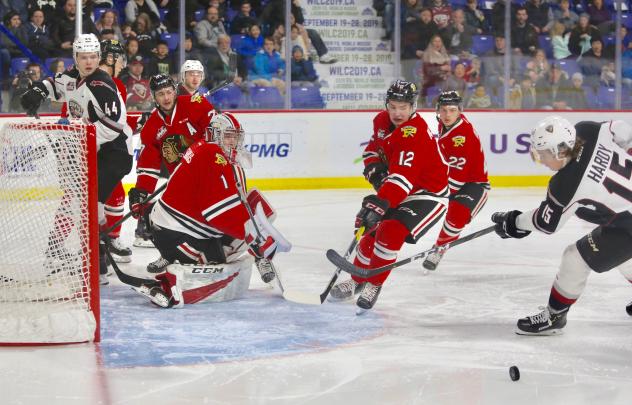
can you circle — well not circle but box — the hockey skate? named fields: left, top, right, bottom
left=422, top=245, right=446, bottom=271
left=356, top=282, right=382, bottom=314
left=108, top=237, right=132, bottom=263
left=329, top=278, right=364, bottom=302
left=255, top=258, right=275, bottom=283
left=515, top=306, right=568, bottom=335
left=147, top=256, right=170, bottom=273
left=133, top=217, right=154, bottom=248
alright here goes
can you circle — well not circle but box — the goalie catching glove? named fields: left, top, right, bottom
left=491, top=210, right=531, bottom=239
left=128, top=187, right=151, bottom=219
left=355, top=194, right=389, bottom=233
left=20, top=81, right=49, bottom=116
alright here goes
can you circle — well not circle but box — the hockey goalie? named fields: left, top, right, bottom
left=135, top=112, right=291, bottom=308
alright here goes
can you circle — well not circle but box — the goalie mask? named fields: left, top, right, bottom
left=207, top=112, right=248, bottom=165
left=530, top=116, right=576, bottom=166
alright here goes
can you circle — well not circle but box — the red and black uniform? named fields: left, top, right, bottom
left=434, top=114, right=490, bottom=247
left=356, top=111, right=449, bottom=284
left=135, top=94, right=215, bottom=194
left=60, top=76, right=136, bottom=239
left=149, top=140, right=249, bottom=264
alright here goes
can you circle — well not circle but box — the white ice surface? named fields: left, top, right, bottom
left=2, top=188, right=632, bottom=405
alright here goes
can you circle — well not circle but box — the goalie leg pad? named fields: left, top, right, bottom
left=164, top=256, right=254, bottom=304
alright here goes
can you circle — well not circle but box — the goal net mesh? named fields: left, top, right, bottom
left=0, top=120, right=97, bottom=344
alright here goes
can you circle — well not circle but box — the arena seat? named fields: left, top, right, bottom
left=471, top=35, right=494, bottom=56
left=210, top=84, right=247, bottom=109
left=291, top=86, right=325, bottom=109
left=10, top=58, right=30, bottom=76
left=250, top=86, right=284, bottom=109
left=161, top=33, right=180, bottom=51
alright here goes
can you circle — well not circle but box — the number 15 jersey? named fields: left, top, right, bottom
left=517, top=121, right=632, bottom=234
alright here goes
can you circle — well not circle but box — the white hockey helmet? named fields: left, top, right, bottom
left=181, top=59, right=205, bottom=82
left=530, top=116, right=576, bottom=163
left=207, top=111, right=245, bottom=162
left=73, top=33, right=101, bottom=60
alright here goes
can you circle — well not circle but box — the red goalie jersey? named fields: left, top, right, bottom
left=364, top=110, right=449, bottom=207
left=437, top=114, right=488, bottom=193
left=150, top=140, right=250, bottom=241
left=136, top=94, right=215, bottom=193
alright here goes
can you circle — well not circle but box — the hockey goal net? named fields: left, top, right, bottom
left=0, top=120, right=99, bottom=344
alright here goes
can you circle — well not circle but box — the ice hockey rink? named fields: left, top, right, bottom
left=2, top=187, right=631, bottom=405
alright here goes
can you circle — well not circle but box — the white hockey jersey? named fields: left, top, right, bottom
left=42, top=67, right=132, bottom=153
left=517, top=120, right=632, bottom=234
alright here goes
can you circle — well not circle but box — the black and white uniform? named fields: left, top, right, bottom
left=516, top=120, right=632, bottom=306
left=42, top=68, right=133, bottom=204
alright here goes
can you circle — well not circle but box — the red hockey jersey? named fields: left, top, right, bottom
left=437, top=114, right=489, bottom=193
left=364, top=111, right=449, bottom=208
left=150, top=140, right=250, bottom=240
left=136, top=94, right=215, bottom=193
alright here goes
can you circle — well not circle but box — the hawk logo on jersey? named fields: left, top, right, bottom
left=162, top=135, right=190, bottom=164
left=191, top=94, right=203, bottom=103
left=66, top=82, right=75, bottom=91
left=401, top=126, right=416, bottom=138
left=215, top=153, right=228, bottom=166
left=452, top=135, right=466, bottom=147
left=68, top=100, right=83, bottom=118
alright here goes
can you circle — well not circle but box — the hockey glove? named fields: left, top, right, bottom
left=245, top=220, right=278, bottom=261
left=363, top=162, right=388, bottom=191
left=20, top=81, right=49, bottom=116
left=491, top=210, right=531, bottom=239
left=128, top=187, right=150, bottom=219
left=355, top=194, right=389, bottom=232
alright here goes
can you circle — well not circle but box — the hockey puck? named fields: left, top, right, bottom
left=509, top=366, right=520, bottom=381
left=626, top=301, right=632, bottom=316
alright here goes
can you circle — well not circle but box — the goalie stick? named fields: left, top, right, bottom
left=326, top=225, right=496, bottom=278
left=102, top=235, right=158, bottom=288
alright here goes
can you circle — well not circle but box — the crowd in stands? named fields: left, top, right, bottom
left=396, top=0, right=632, bottom=109
left=0, top=0, right=336, bottom=112
left=0, top=0, right=630, bottom=111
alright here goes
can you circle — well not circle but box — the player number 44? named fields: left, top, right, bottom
left=104, top=102, right=118, bottom=117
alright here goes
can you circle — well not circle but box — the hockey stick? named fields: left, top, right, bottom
left=99, top=182, right=167, bottom=237
left=102, top=235, right=158, bottom=288
left=314, top=227, right=365, bottom=304
left=326, top=225, right=496, bottom=278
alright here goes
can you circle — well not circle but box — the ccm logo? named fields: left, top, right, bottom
left=191, top=267, right=224, bottom=274
left=367, top=203, right=386, bottom=216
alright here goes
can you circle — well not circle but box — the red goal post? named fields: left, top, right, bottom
left=0, top=120, right=99, bottom=344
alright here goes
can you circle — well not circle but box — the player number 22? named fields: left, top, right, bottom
left=398, top=151, right=414, bottom=167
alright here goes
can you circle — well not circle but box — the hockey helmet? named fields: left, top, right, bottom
left=530, top=116, right=576, bottom=164
left=385, top=80, right=418, bottom=110
left=207, top=111, right=245, bottom=163
left=180, top=59, right=205, bottom=82
left=436, top=91, right=463, bottom=112
left=150, top=74, right=177, bottom=98
left=73, top=33, right=101, bottom=60
left=100, top=39, right=126, bottom=68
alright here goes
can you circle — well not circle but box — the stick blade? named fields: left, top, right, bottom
left=282, top=289, right=323, bottom=305
left=325, top=249, right=369, bottom=278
